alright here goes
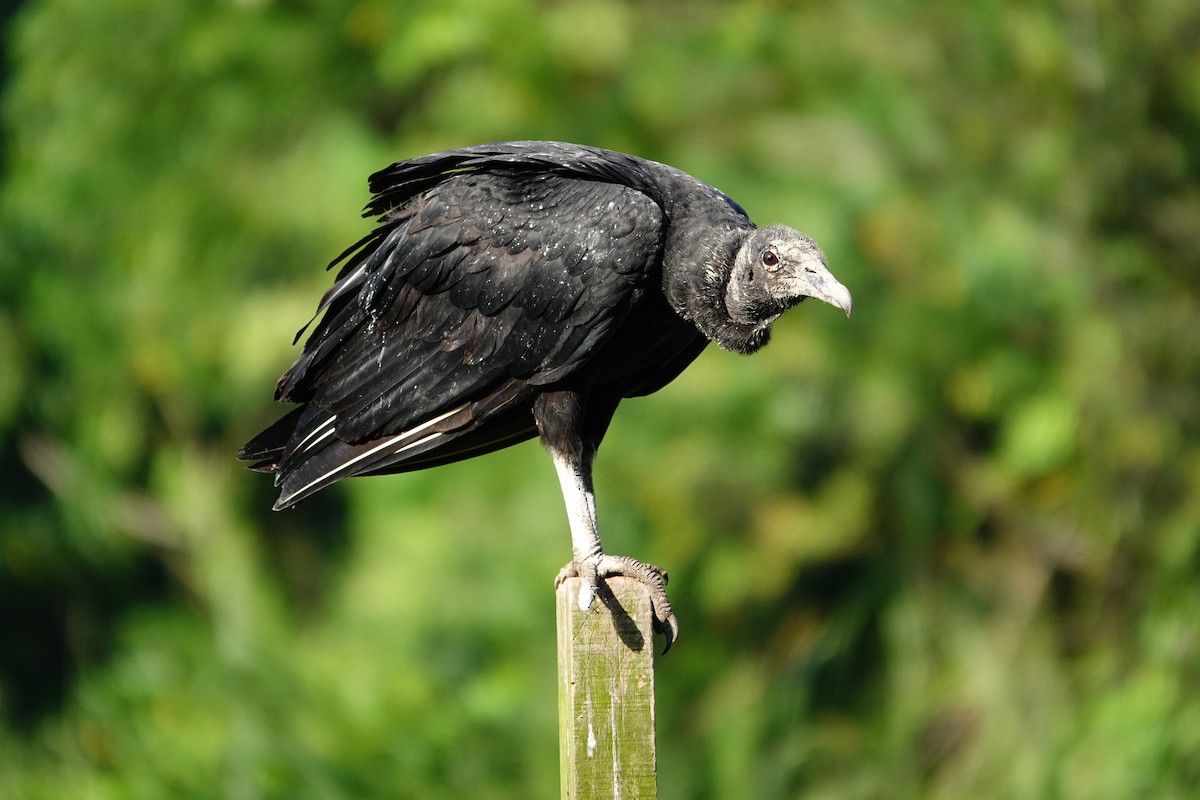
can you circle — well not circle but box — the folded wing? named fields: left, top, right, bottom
left=240, top=146, right=668, bottom=509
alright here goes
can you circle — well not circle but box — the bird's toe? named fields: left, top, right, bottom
left=553, top=561, right=580, bottom=590
left=595, top=554, right=678, bottom=654
left=555, top=558, right=603, bottom=611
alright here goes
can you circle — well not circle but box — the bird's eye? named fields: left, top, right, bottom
left=761, top=249, right=779, bottom=268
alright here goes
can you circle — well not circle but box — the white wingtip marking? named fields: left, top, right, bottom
left=279, top=404, right=466, bottom=505
left=301, top=426, right=338, bottom=453
left=319, top=262, right=369, bottom=312
left=294, top=414, right=338, bottom=453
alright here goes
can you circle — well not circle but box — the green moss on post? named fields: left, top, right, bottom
left=557, top=576, right=658, bottom=799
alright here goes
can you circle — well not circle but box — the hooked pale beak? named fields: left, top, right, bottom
left=784, top=256, right=853, bottom=318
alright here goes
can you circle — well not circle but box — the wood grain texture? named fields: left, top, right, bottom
left=557, top=576, right=658, bottom=799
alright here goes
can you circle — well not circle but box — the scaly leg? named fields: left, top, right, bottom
left=547, top=445, right=679, bottom=653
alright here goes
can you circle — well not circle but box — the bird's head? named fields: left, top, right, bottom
left=725, top=226, right=852, bottom=334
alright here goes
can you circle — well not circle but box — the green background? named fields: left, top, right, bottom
left=2, top=1, right=1197, bottom=797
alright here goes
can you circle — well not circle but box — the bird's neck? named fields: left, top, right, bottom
left=661, top=225, right=771, bottom=355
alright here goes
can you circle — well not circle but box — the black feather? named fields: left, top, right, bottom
left=240, top=141, right=783, bottom=509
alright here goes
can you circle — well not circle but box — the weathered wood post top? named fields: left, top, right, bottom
left=557, top=576, right=658, bottom=799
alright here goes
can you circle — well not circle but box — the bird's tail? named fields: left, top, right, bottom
left=237, top=407, right=305, bottom=473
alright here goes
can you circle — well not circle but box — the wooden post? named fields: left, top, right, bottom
left=557, top=576, right=658, bottom=799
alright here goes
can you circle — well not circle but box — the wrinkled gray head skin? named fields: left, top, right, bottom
left=707, top=224, right=851, bottom=354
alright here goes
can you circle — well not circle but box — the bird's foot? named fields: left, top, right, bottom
left=555, top=554, right=679, bottom=653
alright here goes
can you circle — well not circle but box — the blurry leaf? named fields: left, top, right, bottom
left=1000, top=392, right=1077, bottom=478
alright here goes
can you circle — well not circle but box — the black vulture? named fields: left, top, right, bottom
left=239, top=141, right=852, bottom=651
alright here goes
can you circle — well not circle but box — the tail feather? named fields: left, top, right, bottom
left=237, top=407, right=305, bottom=466
left=241, top=380, right=539, bottom=510
left=272, top=404, right=471, bottom=509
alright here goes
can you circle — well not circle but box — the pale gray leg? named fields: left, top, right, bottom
left=549, top=447, right=679, bottom=653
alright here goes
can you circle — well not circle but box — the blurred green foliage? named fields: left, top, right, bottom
left=2, top=0, right=1198, bottom=797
